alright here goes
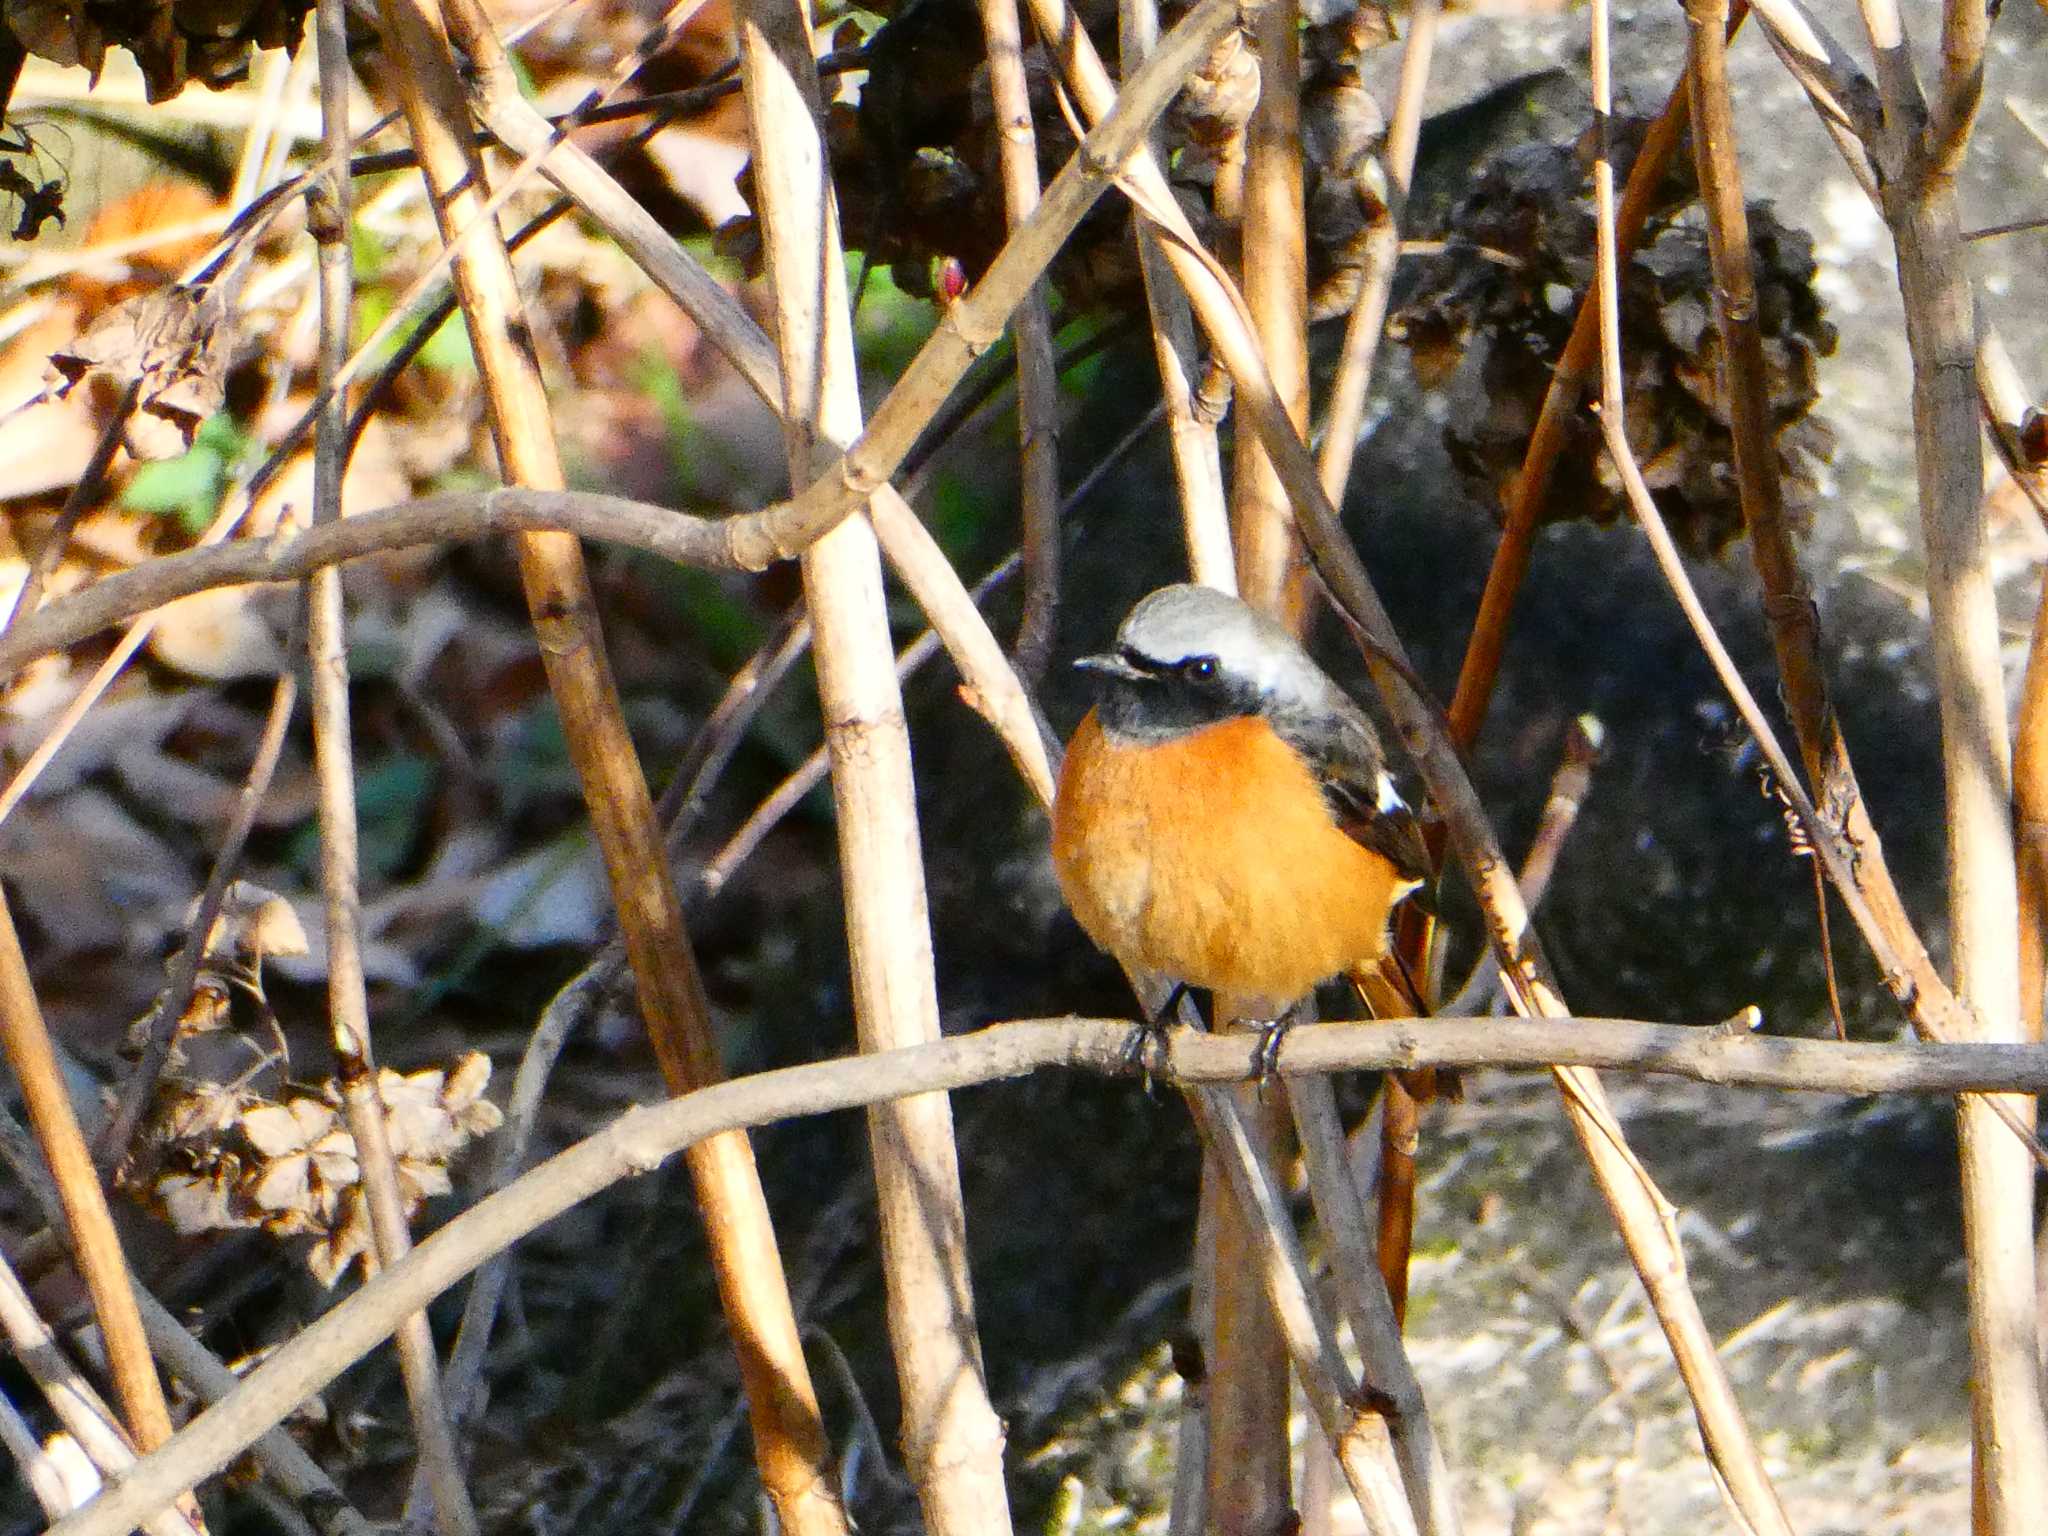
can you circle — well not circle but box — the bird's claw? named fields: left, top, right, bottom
left=1250, top=1016, right=1296, bottom=1086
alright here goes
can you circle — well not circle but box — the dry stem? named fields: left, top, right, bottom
left=375, top=0, right=849, bottom=1528
left=974, top=0, right=1062, bottom=682
left=729, top=0, right=1241, bottom=570
left=96, top=667, right=299, bottom=1170
left=308, top=14, right=476, bottom=1528
left=1443, top=27, right=1727, bottom=749
left=1119, top=0, right=1234, bottom=592
left=1231, top=0, right=1310, bottom=623
left=1315, top=0, right=1439, bottom=505
left=0, top=1250, right=198, bottom=1536
left=1213, top=16, right=1313, bottom=1515
left=0, top=890, right=180, bottom=1478
left=733, top=4, right=1012, bottom=1532
left=1290, top=1076, right=1463, bottom=1535
left=1191, top=1087, right=1419, bottom=1536
left=1849, top=0, right=2048, bottom=1518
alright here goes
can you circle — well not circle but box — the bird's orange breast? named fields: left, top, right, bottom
left=1050, top=709, right=1408, bottom=1012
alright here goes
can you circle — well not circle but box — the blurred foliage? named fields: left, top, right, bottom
left=121, top=410, right=254, bottom=533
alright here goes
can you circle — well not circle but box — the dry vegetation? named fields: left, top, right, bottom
left=0, top=0, right=2045, bottom=1533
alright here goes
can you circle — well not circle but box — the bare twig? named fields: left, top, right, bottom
left=3, top=1105, right=375, bottom=1534
left=1290, top=1076, right=1463, bottom=1535
left=1190, top=1087, right=1419, bottom=1536
left=309, top=13, right=476, bottom=1530
left=1315, top=0, right=1439, bottom=505
left=0, top=1250, right=198, bottom=1536
left=1211, top=6, right=1311, bottom=1522
left=1444, top=24, right=1731, bottom=749
left=975, top=0, right=1062, bottom=683
left=734, top=6, right=1012, bottom=1531
left=1930, top=0, right=1987, bottom=177
left=1166, top=1187, right=1214, bottom=1536
left=724, top=0, right=1241, bottom=571
left=657, top=607, right=814, bottom=847
left=0, top=891, right=182, bottom=1483
left=46, top=1012, right=2048, bottom=1536
left=95, top=665, right=301, bottom=1172
left=462, top=61, right=1057, bottom=806
left=0, top=378, right=142, bottom=644
left=1441, top=715, right=1604, bottom=1017
left=381, top=0, right=849, bottom=1526
left=0, top=1381, right=72, bottom=1523
left=412, top=955, right=609, bottom=1525
left=1849, top=0, right=2048, bottom=1517
left=1118, top=0, right=1234, bottom=592
left=1231, top=0, right=1310, bottom=622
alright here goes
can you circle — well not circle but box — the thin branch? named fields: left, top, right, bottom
left=0, top=1250, right=199, bottom=1536
left=1850, top=0, right=2048, bottom=1516
left=1315, top=0, right=1439, bottom=506
left=1230, top=0, right=1310, bottom=620
left=1930, top=0, right=1987, bottom=178
left=43, top=1014, right=2048, bottom=1536
left=1290, top=1075, right=1463, bottom=1535
left=310, top=11, right=476, bottom=1528
left=0, top=890, right=182, bottom=1481
left=402, top=0, right=850, bottom=1524
left=1444, top=27, right=1727, bottom=749
left=1, top=1106, right=376, bottom=1534
left=462, top=57, right=1057, bottom=807
left=1743, top=0, right=1883, bottom=155
left=975, top=0, right=1062, bottom=683
left=1189, top=1086, right=1419, bottom=1536
left=1118, top=0, right=1234, bottom=593
left=734, top=5, right=1012, bottom=1530
left=656, top=607, right=813, bottom=848
left=95, top=665, right=301, bottom=1172
left=407, top=955, right=607, bottom=1523
left=723, top=0, right=1242, bottom=571
left=0, top=1380, right=72, bottom=1523
left=0, top=377, right=141, bottom=644
left=1442, top=714, right=1604, bottom=1016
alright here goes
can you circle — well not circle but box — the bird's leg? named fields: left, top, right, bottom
left=1249, top=1003, right=1303, bottom=1085
left=1121, top=981, right=1193, bottom=1090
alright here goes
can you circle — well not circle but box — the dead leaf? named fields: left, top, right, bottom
left=47, top=282, right=238, bottom=461
left=148, top=585, right=287, bottom=679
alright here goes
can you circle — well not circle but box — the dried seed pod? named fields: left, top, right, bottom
left=125, top=1051, right=502, bottom=1286
left=1392, top=125, right=1836, bottom=555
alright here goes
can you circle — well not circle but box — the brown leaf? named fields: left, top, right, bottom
left=46, top=282, right=238, bottom=460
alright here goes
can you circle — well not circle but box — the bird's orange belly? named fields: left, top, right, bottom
left=1050, top=711, right=1405, bottom=1011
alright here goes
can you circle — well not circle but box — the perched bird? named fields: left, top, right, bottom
left=1050, top=584, right=1433, bottom=1024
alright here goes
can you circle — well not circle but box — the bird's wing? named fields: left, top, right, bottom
left=1276, top=701, right=1434, bottom=888
left=1321, top=764, right=1434, bottom=889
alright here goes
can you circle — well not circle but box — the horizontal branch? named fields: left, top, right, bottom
left=44, top=1013, right=2048, bottom=1536
left=0, top=489, right=732, bottom=679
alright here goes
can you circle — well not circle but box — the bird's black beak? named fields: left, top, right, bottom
left=1074, top=652, right=1147, bottom=682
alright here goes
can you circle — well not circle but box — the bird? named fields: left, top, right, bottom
left=1050, top=583, right=1434, bottom=1032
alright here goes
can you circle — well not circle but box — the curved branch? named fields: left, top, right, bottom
left=0, top=489, right=736, bottom=679
left=43, top=1013, right=2048, bottom=1536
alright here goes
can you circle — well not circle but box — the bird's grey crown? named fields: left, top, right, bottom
left=1115, top=584, right=1352, bottom=720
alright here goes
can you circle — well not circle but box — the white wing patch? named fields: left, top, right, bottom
left=1375, top=772, right=1406, bottom=815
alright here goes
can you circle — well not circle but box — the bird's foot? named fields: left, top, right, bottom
left=1250, top=1013, right=1298, bottom=1087
left=1123, top=984, right=1194, bottom=1095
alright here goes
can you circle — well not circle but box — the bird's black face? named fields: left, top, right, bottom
left=1076, top=646, right=1263, bottom=741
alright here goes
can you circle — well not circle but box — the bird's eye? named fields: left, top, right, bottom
left=1184, top=656, right=1218, bottom=682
